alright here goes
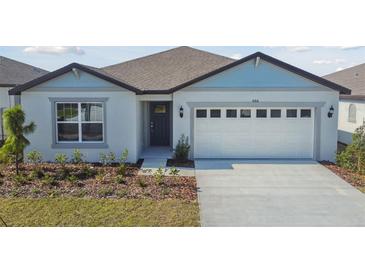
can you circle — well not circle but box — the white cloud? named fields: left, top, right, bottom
left=313, top=58, right=345, bottom=65
left=336, top=67, right=345, bottom=72
left=287, top=46, right=311, bottom=52
left=230, top=53, right=242, bottom=60
left=340, top=46, right=364, bottom=50
left=23, top=46, right=85, bottom=55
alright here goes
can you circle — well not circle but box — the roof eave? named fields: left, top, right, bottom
left=8, top=63, right=141, bottom=95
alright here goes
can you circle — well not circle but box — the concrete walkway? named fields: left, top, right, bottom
left=195, top=159, right=365, bottom=227
left=138, top=147, right=195, bottom=176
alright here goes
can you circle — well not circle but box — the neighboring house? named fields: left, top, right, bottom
left=8, top=47, right=349, bottom=162
left=0, top=56, right=48, bottom=140
left=324, top=64, right=365, bottom=144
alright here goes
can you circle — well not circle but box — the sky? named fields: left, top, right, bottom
left=0, top=46, right=364, bottom=76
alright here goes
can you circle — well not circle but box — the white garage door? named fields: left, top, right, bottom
left=194, top=107, right=314, bottom=159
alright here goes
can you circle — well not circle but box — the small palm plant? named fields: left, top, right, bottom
left=0, top=105, right=36, bottom=174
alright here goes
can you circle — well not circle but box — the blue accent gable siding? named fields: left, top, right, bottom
left=190, top=59, right=326, bottom=89
left=36, top=71, right=120, bottom=89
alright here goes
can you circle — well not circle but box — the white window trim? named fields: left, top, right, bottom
left=55, top=102, right=105, bottom=144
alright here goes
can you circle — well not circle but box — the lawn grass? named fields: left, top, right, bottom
left=0, top=198, right=200, bottom=227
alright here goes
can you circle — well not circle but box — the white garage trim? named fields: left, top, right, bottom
left=187, top=102, right=325, bottom=160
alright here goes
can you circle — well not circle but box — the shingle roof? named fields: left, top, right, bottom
left=323, top=63, right=365, bottom=99
left=8, top=47, right=351, bottom=95
left=0, top=56, right=48, bottom=86
left=101, top=46, right=235, bottom=91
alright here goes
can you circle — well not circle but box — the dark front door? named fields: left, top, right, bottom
left=150, top=102, right=170, bottom=146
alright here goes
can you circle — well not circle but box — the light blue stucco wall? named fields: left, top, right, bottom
left=34, top=70, right=118, bottom=89
left=190, top=59, right=326, bottom=89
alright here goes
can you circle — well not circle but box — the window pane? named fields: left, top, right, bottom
left=153, top=104, right=166, bottom=114
left=240, top=109, right=251, bottom=118
left=349, top=104, right=356, bottom=123
left=81, top=103, right=103, bottom=121
left=256, top=109, right=267, bottom=118
left=57, top=103, right=78, bottom=121
left=270, top=109, right=281, bottom=118
left=226, top=109, right=237, bottom=118
left=300, top=109, right=311, bottom=118
left=196, top=109, right=207, bottom=118
left=286, top=109, right=297, bottom=118
left=57, top=123, right=79, bottom=141
left=82, top=123, right=103, bottom=141
left=210, top=109, right=221, bottom=118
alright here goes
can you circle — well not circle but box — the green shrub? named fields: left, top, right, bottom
left=118, top=149, right=129, bottom=176
left=72, top=149, right=84, bottom=164
left=55, top=153, right=68, bottom=165
left=67, top=175, right=78, bottom=184
left=29, top=169, right=45, bottom=180
left=337, top=123, right=365, bottom=174
left=13, top=173, right=28, bottom=186
left=169, top=166, right=180, bottom=176
left=75, top=165, right=97, bottom=179
left=41, top=174, right=57, bottom=187
left=154, top=167, right=166, bottom=185
left=173, top=134, right=190, bottom=161
left=31, top=188, right=41, bottom=195
left=116, top=189, right=127, bottom=198
left=137, top=177, right=147, bottom=188
left=99, top=152, right=116, bottom=166
left=98, top=187, right=114, bottom=198
left=115, top=174, right=125, bottom=184
left=26, top=150, right=43, bottom=164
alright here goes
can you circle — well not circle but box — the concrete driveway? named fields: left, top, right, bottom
left=195, top=159, right=365, bottom=226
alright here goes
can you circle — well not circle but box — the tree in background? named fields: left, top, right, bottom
left=0, top=105, right=36, bottom=174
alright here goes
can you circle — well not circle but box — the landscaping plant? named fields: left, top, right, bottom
left=55, top=153, right=69, bottom=179
left=118, top=149, right=129, bottom=176
left=337, top=123, right=365, bottom=174
left=72, top=149, right=84, bottom=164
left=99, top=152, right=116, bottom=166
left=26, top=150, right=44, bottom=179
left=154, top=167, right=166, bottom=185
left=169, top=166, right=180, bottom=176
left=173, top=134, right=190, bottom=161
left=0, top=105, right=36, bottom=174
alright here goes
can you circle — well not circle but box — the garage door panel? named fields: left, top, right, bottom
left=194, top=107, right=314, bottom=159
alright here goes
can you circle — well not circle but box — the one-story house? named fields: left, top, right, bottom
left=323, top=63, right=365, bottom=144
left=0, top=56, right=48, bottom=140
left=8, top=46, right=350, bottom=162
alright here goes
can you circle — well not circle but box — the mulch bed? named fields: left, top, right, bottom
left=320, top=161, right=365, bottom=188
left=0, top=162, right=197, bottom=201
left=166, top=159, right=195, bottom=168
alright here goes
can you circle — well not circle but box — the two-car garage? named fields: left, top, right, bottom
left=193, top=107, right=315, bottom=159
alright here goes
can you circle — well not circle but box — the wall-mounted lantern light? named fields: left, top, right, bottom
left=328, top=105, right=334, bottom=118
left=179, top=106, right=184, bottom=118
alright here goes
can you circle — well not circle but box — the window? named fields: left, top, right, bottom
left=348, top=104, right=356, bottom=123
left=153, top=104, right=166, bottom=113
left=226, top=109, right=237, bottom=118
left=240, top=109, right=251, bottom=118
left=210, top=109, right=221, bottom=118
left=286, top=109, right=297, bottom=118
left=256, top=109, right=267, bottom=118
left=56, top=102, right=104, bottom=143
left=270, top=109, right=281, bottom=118
left=300, top=109, right=311, bottom=118
left=196, top=109, right=207, bottom=118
